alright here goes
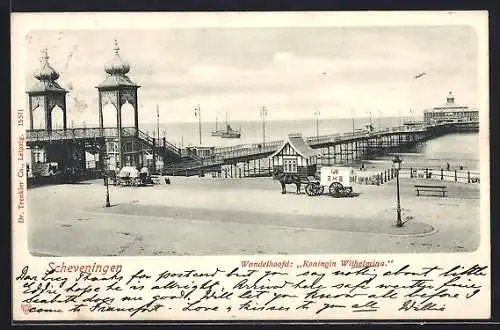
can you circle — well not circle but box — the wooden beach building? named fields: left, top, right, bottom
left=270, top=133, right=320, bottom=177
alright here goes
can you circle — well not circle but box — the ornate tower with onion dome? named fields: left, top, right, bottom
left=27, top=48, right=68, bottom=131
left=97, top=40, right=141, bottom=169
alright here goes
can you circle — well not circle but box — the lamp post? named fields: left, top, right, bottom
left=314, top=110, right=320, bottom=140
left=194, top=105, right=202, bottom=146
left=260, top=106, right=268, bottom=145
left=104, top=155, right=111, bottom=207
left=105, top=175, right=111, bottom=207
left=351, top=109, right=355, bottom=135
left=157, top=105, right=160, bottom=141
left=392, top=155, right=403, bottom=227
left=378, top=110, right=383, bottom=131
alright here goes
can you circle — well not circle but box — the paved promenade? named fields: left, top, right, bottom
left=26, top=176, right=480, bottom=256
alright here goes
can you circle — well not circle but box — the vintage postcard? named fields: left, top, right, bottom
left=11, top=11, right=490, bottom=322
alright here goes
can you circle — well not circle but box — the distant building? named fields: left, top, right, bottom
left=270, top=133, right=320, bottom=177
left=423, top=91, right=479, bottom=125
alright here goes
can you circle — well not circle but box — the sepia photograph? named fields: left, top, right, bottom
left=21, top=25, right=483, bottom=257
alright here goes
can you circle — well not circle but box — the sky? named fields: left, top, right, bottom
left=20, top=26, right=479, bottom=125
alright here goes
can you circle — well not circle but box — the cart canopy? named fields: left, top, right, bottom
left=118, top=166, right=140, bottom=178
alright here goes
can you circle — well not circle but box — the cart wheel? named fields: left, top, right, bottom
left=317, top=186, right=325, bottom=195
left=329, top=182, right=343, bottom=195
left=344, top=187, right=353, bottom=196
left=305, top=183, right=317, bottom=196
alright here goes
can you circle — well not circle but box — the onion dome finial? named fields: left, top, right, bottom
left=34, top=48, right=60, bottom=81
left=104, top=39, right=130, bottom=75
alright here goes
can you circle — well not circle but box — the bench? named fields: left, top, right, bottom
left=415, top=185, right=447, bottom=197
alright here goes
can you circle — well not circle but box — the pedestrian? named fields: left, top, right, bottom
left=446, top=162, right=450, bottom=171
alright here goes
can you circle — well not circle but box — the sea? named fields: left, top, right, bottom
left=140, top=116, right=481, bottom=172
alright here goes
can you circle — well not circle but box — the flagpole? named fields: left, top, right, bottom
left=260, top=106, right=268, bottom=146
left=351, top=109, right=355, bottom=135
left=314, top=110, right=320, bottom=140
left=195, top=105, right=202, bottom=146
left=156, top=105, right=160, bottom=141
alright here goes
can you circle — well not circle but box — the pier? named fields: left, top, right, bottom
left=26, top=119, right=478, bottom=180
left=160, top=120, right=479, bottom=176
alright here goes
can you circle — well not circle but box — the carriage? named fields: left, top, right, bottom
left=104, top=166, right=158, bottom=186
left=115, top=166, right=142, bottom=186
left=305, top=166, right=355, bottom=197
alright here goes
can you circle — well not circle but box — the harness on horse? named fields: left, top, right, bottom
left=273, top=169, right=305, bottom=194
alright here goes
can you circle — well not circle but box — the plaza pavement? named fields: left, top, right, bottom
left=26, top=175, right=481, bottom=256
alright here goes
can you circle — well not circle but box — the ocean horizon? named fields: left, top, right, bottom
left=140, top=116, right=418, bottom=148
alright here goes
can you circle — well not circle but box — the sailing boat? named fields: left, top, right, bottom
left=212, top=113, right=241, bottom=138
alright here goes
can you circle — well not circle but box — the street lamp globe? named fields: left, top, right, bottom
left=392, top=155, right=402, bottom=170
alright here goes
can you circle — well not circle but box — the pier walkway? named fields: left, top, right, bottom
left=26, top=120, right=479, bottom=176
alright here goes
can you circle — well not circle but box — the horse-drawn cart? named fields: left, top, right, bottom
left=305, top=166, right=355, bottom=197
left=116, top=166, right=141, bottom=186
left=104, top=167, right=160, bottom=186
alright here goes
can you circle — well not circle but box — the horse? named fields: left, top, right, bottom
left=273, top=168, right=303, bottom=194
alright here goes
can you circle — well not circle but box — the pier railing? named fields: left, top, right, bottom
left=213, top=140, right=284, bottom=161
left=208, top=123, right=430, bottom=161
left=26, top=127, right=120, bottom=141
left=25, top=122, right=433, bottom=148
left=130, top=128, right=181, bottom=156
left=26, top=127, right=182, bottom=157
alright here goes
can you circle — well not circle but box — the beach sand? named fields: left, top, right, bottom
left=26, top=175, right=481, bottom=256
